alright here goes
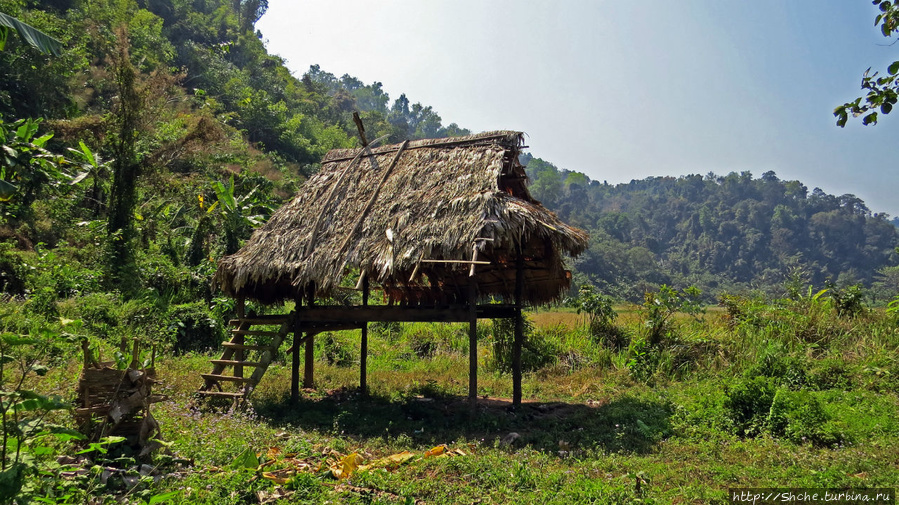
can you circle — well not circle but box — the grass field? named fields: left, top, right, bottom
left=8, top=296, right=899, bottom=504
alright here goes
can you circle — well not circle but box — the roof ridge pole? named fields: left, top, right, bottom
left=352, top=111, right=368, bottom=147
left=513, top=251, right=524, bottom=407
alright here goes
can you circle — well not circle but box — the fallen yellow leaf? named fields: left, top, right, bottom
left=424, top=445, right=447, bottom=458
left=357, top=451, right=416, bottom=472
left=330, top=452, right=363, bottom=479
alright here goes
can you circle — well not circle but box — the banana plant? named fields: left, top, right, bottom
left=210, top=176, right=272, bottom=255
left=0, top=11, right=62, bottom=56
left=0, top=12, right=62, bottom=56
left=0, top=118, right=70, bottom=219
left=67, top=141, right=110, bottom=217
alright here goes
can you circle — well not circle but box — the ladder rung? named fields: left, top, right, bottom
left=230, top=330, right=280, bottom=337
left=210, top=359, right=263, bottom=367
left=196, top=391, right=245, bottom=398
left=228, top=315, right=290, bottom=326
left=222, top=343, right=274, bottom=351
left=201, top=374, right=255, bottom=383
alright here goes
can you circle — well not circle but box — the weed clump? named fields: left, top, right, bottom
left=767, top=389, right=847, bottom=447
left=490, top=316, right=559, bottom=373
left=319, top=332, right=354, bottom=366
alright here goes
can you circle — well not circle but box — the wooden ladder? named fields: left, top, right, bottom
left=196, top=313, right=294, bottom=404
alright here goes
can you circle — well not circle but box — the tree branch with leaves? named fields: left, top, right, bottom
left=834, top=0, right=899, bottom=126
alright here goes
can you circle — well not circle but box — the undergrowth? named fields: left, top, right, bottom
left=2, top=283, right=899, bottom=503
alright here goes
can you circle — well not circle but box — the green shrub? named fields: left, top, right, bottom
left=490, top=316, right=558, bottom=373
left=807, top=357, right=852, bottom=390
left=827, top=282, right=866, bottom=319
left=0, top=242, right=28, bottom=295
left=370, top=320, right=402, bottom=342
left=746, top=351, right=808, bottom=390
left=167, top=302, right=223, bottom=354
left=407, top=326, right=439, bottom=358
left=641, top=285, right=704, bottom=345
left=723, top=375, right=777, bottom=437
left=67, top=292, right=121, bottom=340
left=319, top=332, right=353, bottom=366
left=626, top=337, right=658, bottom=382
left=767, top=389, right=846, bottom=447
left=568, top=284, right=619, bottom=340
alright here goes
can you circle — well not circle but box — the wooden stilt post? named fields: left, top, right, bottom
left=291, top=294, right=302, bottom=404
left=360, top=275, right=369, bottom=396
left=513, top=254, right=524, bottom=406
left=235, top=297, right=245, bottom=379
left=304, top=283, right=315, bottom=389
left=468, top=280, right=478, bottom=401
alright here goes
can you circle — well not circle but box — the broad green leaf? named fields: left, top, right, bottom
left=889, top=61, right=899, bottom=75
left=69, top=171, right=89, bottom=185
left=75, top=436, right=126, bottom=455
left=228, top=447, right=260, bottom=470
left=1, top=334, right=38, bottom=346
left=148, top=491, right=181, bottom=504
left=17, top=391, right=70, bottom=411
left=78, top=140, right=95, bottom=166
left=0, top=178, right=15, bottom=202
left=0, top=12, right=63, bottom=56
left=32, top=133, right=52, bottom=147
left=46, top=427, right=86, bottom=442
left=0, top=462, right=26, bottom=498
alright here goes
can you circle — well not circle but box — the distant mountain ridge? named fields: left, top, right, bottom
left=522, top=154, right=899, bottom=300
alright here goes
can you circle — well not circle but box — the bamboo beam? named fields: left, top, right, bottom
left=302, top=135, right=388, bottom=259
left=292, top=304, right=518, bottom=323
left=291, top=294, right=302, bottom=404
left=235, top=297, right=245, bottom=378
left=420, top=259, right=491, bottom=265
left=513, top=254, right=524, bottom=406
left=352, top=111, right=368, bottom=147
left=336, top=140, right=409, bottom=266
left=468, top=280, right=478, bottom=400
left=304, top=283, right=315, bottom=389
left=360, top=276, right=369, bottom=397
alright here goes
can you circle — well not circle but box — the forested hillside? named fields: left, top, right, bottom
left=0, top=0, right=467, bottom=304
left=524, top=155, right=899, bottom=301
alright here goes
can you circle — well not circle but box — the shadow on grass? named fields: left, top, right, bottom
left=253, top=387, right=673, bottom=455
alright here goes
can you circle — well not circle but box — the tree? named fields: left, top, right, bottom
left=834, top=1, right=899, bottom=126
left=105, top=28, right=143, bottom=292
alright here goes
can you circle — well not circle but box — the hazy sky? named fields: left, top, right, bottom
left=256, top=1, right=899, bottom=215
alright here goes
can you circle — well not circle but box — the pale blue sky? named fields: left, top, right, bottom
left=257, top=1, right=899, bottom=215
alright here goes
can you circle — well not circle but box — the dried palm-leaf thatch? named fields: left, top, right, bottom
left=213, top=131, right=588, bottom=305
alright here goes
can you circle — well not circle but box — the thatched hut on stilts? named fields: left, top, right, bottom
left=200, top=131, right=588, bottom=406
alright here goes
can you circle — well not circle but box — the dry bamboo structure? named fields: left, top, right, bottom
left=214, top=131, right=587, bottom=304
left=207, top=131, right=588, bottom=405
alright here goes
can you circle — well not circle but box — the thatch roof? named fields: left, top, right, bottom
left=213, top=131, right=588, bottom=305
